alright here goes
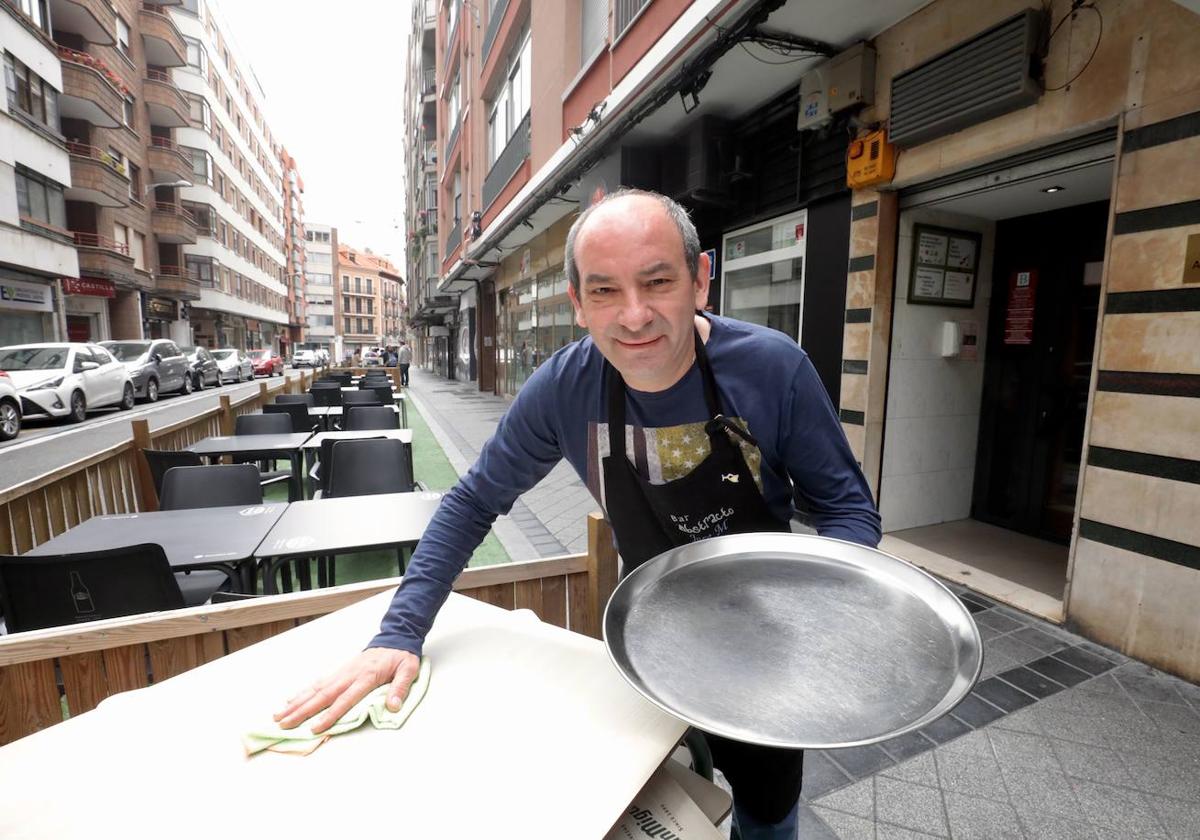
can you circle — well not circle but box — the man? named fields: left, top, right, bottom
left=397, top=340, right=412, bottom=387
left=276, top=190, right=880, bottom=839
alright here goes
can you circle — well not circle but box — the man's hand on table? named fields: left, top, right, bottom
left=274, top=647, right=420, bottom=734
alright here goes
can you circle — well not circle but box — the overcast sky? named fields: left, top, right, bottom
left=216, top=0, right=411, bottom=269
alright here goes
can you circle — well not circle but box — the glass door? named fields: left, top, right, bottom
left=720, top=210, right=808, bottom=342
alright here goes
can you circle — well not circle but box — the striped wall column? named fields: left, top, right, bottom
left=1067, top=105, right=1200, bottom=680
left=840, top=189, right=899, bottom=499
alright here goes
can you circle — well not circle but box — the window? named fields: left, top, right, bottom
left=344, top=317, right=351, bottom=333
left=367, top=298, right=374, bottom=315
left=184, top=37, right=207, bottom=74
left=365, top=279, right=373, bottom=295
left=357, top=317, right=366, bottom=334
left=179, top=0, right=202, bottom=17
left=117, top=16, right=131, bottom=57
left=187, top=255, right=215, bottom=286
left=123, top=97, right=135, bottom=127
left=4, top=53, right=59, bottom=131
left=11, top=0, right=50, bottom=36
left=15, top=166, right=66, bottom=231
left=132, top=231, right=147, bottom=270
left=343, top=296, right=350, bottom=312
left=188, top=94, right=211, bottom=131
left=614, top=0, right=651, bottom=40
left=112, top=223, right=129, bottom=254
left=128, top=163, right=142, bottom=201
left=183, top=146, right=213, bottom=186
left=354, top=276, right=362, bottom=293
left=354, top=298, right=362, bottom=314
left=447, top=71, right=460, bottom=134
left=720, top=211, right=809, bottom=342
left=581, top=0, right=607, bottom=65
left=486, top=32, right=531, bottom=167
left=452, top=172, right=462, bottom=224
left=447, top=0, right=460, bottom=36
left=342, top=275, right=350, bottom=291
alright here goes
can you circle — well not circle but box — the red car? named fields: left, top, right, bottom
left=247, top=349, right=284, bottom=377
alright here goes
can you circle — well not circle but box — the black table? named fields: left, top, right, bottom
left=186, top=432, right=314, bottom=500
left=254, top=491, right=443, bottom=594
left=25, top=504, right=287, bottom=593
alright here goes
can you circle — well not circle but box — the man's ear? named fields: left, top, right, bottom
left=694, top=250, right=712, bottom=309
left=567, top=282, right=587, bottom=329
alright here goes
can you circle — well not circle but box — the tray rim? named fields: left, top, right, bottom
left=602, top=532, right=984, bottom=750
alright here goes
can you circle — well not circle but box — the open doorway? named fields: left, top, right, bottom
left=879, top=140, right=1114, bottom=621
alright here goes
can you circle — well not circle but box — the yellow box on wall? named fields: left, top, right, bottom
left=847, top=129, right=897, bottom=190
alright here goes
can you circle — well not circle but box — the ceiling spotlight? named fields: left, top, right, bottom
left=1041, top=185, right=1065, bottom=194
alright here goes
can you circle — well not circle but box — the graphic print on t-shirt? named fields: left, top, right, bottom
left=584, top=419, right=764, bottom=514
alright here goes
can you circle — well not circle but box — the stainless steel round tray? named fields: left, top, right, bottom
left=603, top=533, right=983, bottom=750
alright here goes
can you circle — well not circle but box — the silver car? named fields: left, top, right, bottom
left=211, top=348, right=253, bottom=383
left=0, top=343, right=134, bottom=423
left=100, top=339, right=191, bottom=402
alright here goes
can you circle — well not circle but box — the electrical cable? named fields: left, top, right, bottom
left=1044, top=3, right=1103, bottom=91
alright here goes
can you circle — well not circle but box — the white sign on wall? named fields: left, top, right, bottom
left=0, top=278, right=52, bottom=312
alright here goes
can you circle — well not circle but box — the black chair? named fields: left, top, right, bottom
left=233, top=413, right=294, bottom=498
left=364, top=385, right=395, bottom=405
left=342, top=391, right=382, bottom=407
left=141, top=448, right=204, bottom=502
left=158, top=463, right=264, bottom=604
left=343, top=405, right=400, bottom=431
left=309, top=384, right=343, bottom=407
left=275, top=393, right=315, bottom=407
left=325, top=438, right=415, bottom=498
left=0, top=544, right=184, bottom=633
left=310, top=435, right=386, bottom=498
left=264, top=402, right=317, bottom=434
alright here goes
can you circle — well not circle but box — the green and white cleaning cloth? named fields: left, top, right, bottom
left=243, top=656, right=431, bottom=756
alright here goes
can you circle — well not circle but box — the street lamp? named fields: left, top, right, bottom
left=144, top=179, right=192, bottom=197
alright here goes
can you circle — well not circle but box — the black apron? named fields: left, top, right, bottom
left=600, top=325, right=805, bottom=825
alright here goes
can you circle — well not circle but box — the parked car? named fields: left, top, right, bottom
left=180, top=345, right=221, bottom=390
left=211, top=348, right=253, bottom=383
left=100, top=339, right=191, bottom=402
left=0, top=369, right=22, bottom=441
left=0, top=343, right=134, bottom=423
left=361, top=348, right=382, bottom=366
left=291, top=349, right=316, bottom=368
left=248, top=348, right=284, bottom=377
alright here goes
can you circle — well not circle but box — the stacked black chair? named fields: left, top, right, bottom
left=264, top=402, right=318, bottom=434
left=343, top=405, right=400, bottom=431
left=342, top=390, right=382, bottom=407
left=0, top=544, right=184, bottom=633
left=141, top=448, right=204, bottom=502
left=158, top=463, right=264, bottom=604
left=233, top=413, right=295, bottom=499
left=309, top=383, right=343, bottom=407
left=275, top=393, right=316, bottom=407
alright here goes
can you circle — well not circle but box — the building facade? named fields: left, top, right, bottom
left=335, top=243, right=400, bottom=362
left=279, top=145, right=305, bottom=355
left=404, top=0, right=1200, bottom=681
left=303, top=221, right=336, bottom=358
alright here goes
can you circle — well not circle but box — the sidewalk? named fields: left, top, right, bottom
left=407, top=366, right=1200, bottom=840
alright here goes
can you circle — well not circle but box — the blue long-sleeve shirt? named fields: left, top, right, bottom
left=371, top=314, right=881, bottom=654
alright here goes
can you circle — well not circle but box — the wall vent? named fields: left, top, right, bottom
left=889, top=9, right=1044, bottom=149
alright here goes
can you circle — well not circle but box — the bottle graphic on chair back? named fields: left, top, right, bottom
left=69, top=571, right=95, bottom=615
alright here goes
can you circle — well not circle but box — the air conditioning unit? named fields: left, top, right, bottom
left=797, top=42, right=876, bottom=132
left=661, top=115, right=734, bottom=205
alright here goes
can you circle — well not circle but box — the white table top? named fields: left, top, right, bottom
left=308, top=404, right=401, bottom=416
left=302, top=428, right=413, bottom=449
left=0, top=592, right=685, bottom=839
left=256, top=492, right=441, bottom=558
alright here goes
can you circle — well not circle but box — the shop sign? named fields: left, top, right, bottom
left=0, top=278, right=52, bottom=312
left=1003, top=270, right=1038, bottom=345
left=63, top=277, right=116, bottom=298
left=145, top=296, right=178, bottom=320
left=907, top=224, right=980, bottom=308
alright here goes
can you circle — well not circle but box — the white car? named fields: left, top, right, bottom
left=0, top=370, right=21, bottom=441
left=292, top=349, right=316, bottom=367
left=0, top=343, right=134, bottom=423
left=211, top=348, right=254, bottom=383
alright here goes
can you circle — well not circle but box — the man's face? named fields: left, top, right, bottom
left=568, top=196, right=710, bottom=392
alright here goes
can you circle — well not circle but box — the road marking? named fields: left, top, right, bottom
left=0, top=375, right=302, bottom=455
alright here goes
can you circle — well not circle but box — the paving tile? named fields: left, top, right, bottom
left=986, top=635, right=1047, bottom=668
left=802, top=750, right=854, bottom=801
left=1115, top=748, right=1200, bottom=802
left=880, top=751, right=940, bottom=788
left=1012, top=806, right=1099, bottom=840
left=943, top=792, right=1026, bottom=840
left=1054, top=645, right=1118, bottom=677
left=998, top=764, right=1086, bottom=822
left=936, top=729, right=994, bottom=760
left=812, top=777, right=874, bottom=818
left=980, top=649, right=1020, bottom=680
left=987, top=727, right=1063, bottom=774
left=975, top=611, right=1025, bottom=633
left=810, top=806, right=876, bottom=840
left=974, top=677, right=1037, bottom=713
left=960, top=597, right=989, bottom=614
left=990, top=605, right=1036, bottom=626
left=1138, top=698, right=1200, bottom=737
left=1008, top=626, right=1071, bottom=655
left=998, top=666, right=1067, bottom=700
left=1025, top=655, right=1092, bottom=689
left=959, top=591, right=997, bottom=609
left=795, top=803, right=842, bottom=840
left=878, top=730, right=937, bottom=763
left=875, top=823, right=944, bottom=840
left=1074, top=639, right=1129, bottom=664
left=932, top=746, right=1008, bottom=802
left=1070, top=778, right=1172, bottom=837
left=950, top=692, right=1006, bottom=729
left=1113, top=665, right=1192, bottom=705
left=921, top=713, right=972, bottom=745
left=977, top=622, right=1005, bottom=642
left=1048, top=738, right=1136, bottom=788
left=875, top=775, right=950, bottom=837
left=1147, top=794, right=1200, bottom=840
left=990, top=706, right=1046, bottom=736
left=827, top=743, right=895, bottom=779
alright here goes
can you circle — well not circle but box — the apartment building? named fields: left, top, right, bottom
left=335, top=243, right=399, bottom=362
left=169, top=0, right=289, bottom=353
left=303, top=221, right=336, bottom=358
left=279, top=146, right=305, bottom=355
left=404, top=0, right=1200, bottom=682
left=380, top=270, right=403, bottom=346
left=1, top=0, right=80, bottom=343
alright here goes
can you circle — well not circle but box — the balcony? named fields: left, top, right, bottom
left=65, top=143, right=130, bottom=208
left=151, top=202, right=198, bottom=244
left=56, top=47, right=127, bottom=128
left=481, top=0, right=511, bottom=64
left=155, top=265, right=201, bottom=300
left=422, top=68, right=436, bottom=97
left=483, top=112, right=530, bottom=211
left=139, top=4, right=187, bottom=67
left=143, top=69, right=189, bottom=128
left=47, top=0, right=116, bottom=46
left=423, top=141, right=437, bottom=170
left=445, top=219, right=462, bottom=258
left=147, top=136, right=193, bottom=183
left=73, top=232, right=137, bottom=285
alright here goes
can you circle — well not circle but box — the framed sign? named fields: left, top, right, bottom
left=908, top=224, right=981, bottom=308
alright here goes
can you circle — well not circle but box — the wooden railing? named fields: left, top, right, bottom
left=0, top=514, right=618, bottom=746
left=0, top=368, right=321, bottom=553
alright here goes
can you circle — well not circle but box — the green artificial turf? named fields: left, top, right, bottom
left=262, top=397, right=510, bottom=591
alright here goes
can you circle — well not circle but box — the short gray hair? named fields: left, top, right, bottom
left=564, top=188, right=701, bottom=294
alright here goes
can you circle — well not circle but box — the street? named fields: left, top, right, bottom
left=0, top=369, right=309, bottom=493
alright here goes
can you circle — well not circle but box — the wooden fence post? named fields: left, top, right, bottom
left=218, top=395, right=234, bottom=436
left=130, top=419, right=158, bottom=512
left=585, top=512, right=618, bottom=639
left=258, top=381, right=269, bottom=407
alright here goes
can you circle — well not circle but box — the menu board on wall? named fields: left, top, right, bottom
left=908, top=224, right=981, bottom=308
